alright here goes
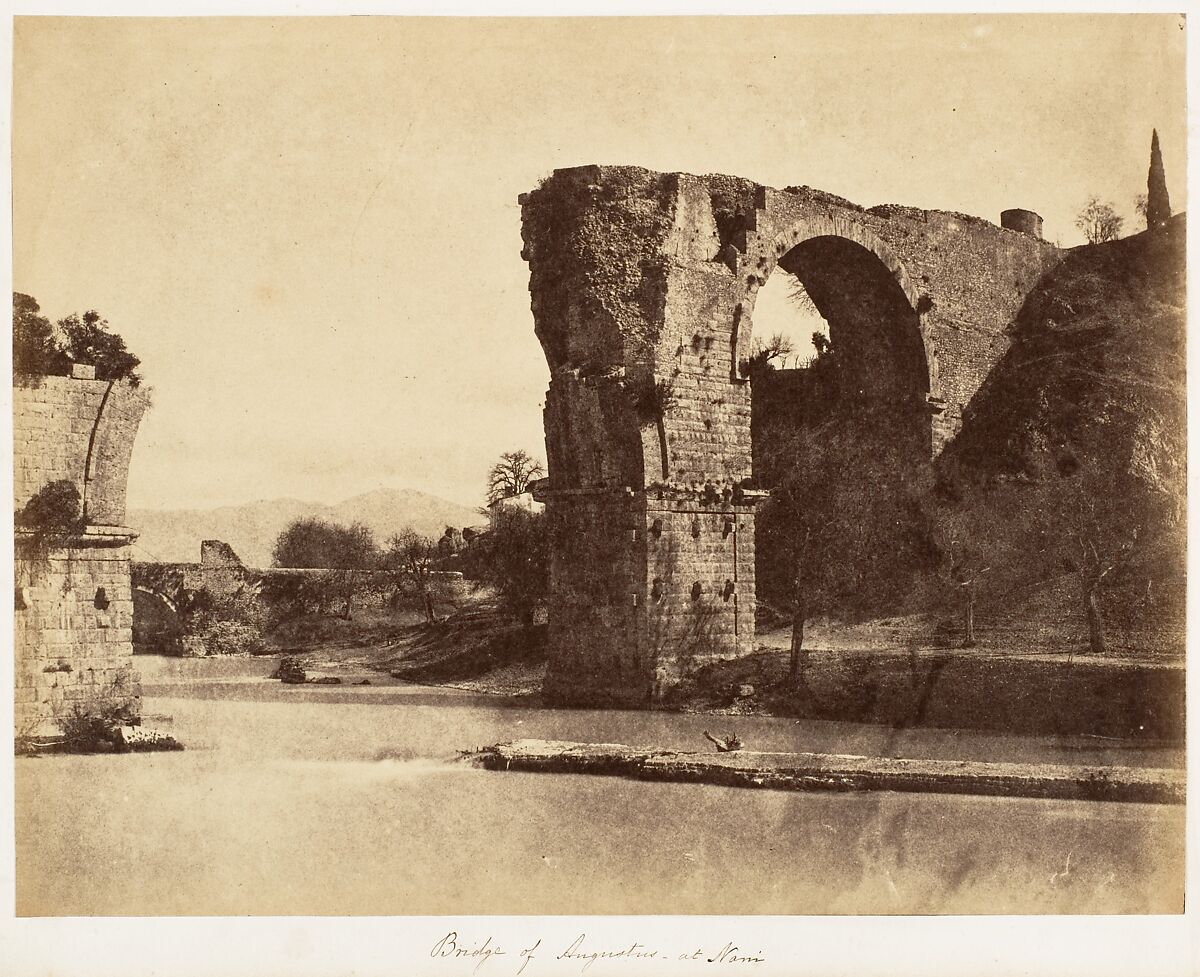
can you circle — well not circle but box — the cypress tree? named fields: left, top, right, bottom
left=1147, top=129, right=1171, bottom=228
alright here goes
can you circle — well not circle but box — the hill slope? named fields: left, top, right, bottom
left=129, top=488, right=482, bottom=566
left=935, top=214, right=1186, bottom=650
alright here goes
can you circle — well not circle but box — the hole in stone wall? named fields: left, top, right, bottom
left=15, top=587, right=27, bottom=611
left=690, top=581, right=703, bottom=601
left=722, top=580, right=735, bottom=601
left=690, top=517, right=702, bottom=538
left=651, top=578, right=664, bottom=602
left=94, top=587, right=110, bottom=610
left=650, top=518, right=664, bottom=539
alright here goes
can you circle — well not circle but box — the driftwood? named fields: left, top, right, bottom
left=703, top=731, right=743, bottom=752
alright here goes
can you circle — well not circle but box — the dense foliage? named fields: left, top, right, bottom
left=13, top=293, right=142, bottom=385
left=463, top=505, right=549, bottom=624
left=15, top=479, right=84, bottom=536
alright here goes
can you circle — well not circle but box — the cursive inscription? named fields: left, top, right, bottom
left=430, top=931, right=765, bottom=974
left=431, top=932, right=508, bottom=974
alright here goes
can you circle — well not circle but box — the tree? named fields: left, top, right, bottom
left=1046, top=469, right=1145, bottom=656
left=12, top=293, right=142, bottom=386
left=271, top=517, right=379, bottom=618
left=739, top=331, right=795, bottom=379
left=758, top=410, right=932, bottom=681
left=1075, top=197, right=1124, bottom=244
left=487, top=449, right=545, bottom=505
left=58, top=310, right=142, bottom=385
left=1146, top=128, right=1171, bottom=228
left=382, top=530, right=439, bottom=623
left=924, top=475, right=1006, bottom=649
left=437, top=525, right=465, bottom=558
left=13, top=293, right=59, bottom=378
left=463, top=505, right=549, bottom=625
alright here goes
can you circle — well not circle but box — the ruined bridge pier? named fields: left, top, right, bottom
left=521, top=165, right=1060, bottom=707
left=14, top=369, right=150, bottom=734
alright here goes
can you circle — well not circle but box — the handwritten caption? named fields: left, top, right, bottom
left=430, top=931, right=765, bottom=975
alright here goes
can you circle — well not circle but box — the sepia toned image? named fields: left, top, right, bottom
left=9, top=11, right=1188, bottom=928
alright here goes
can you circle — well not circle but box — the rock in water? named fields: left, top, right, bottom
left=114, top=726, right=183, bottom=752
left=276, top=657, right=307, bottom=684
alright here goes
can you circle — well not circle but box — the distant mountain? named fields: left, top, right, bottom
left=128, top=488, right=483, bottom=566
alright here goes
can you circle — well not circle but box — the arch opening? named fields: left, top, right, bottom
left=746, top=267, right=831, bottom=371
left=132, top=587, right=183, bottom=655
left=747, top=234, right=931, bottom=487
left=747, top=234, right=935, bottom=626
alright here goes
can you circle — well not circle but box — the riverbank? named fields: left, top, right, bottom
left=272, top=614, right=1180, bottom=744
left=229, top=610, right=1183, bottom=742
left=466, top=739, right=1185, bottom=805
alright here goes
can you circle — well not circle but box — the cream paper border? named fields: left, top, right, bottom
left=0, top=2, right=1195, bottom=975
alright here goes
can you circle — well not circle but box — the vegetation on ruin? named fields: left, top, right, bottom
left=15, top=479, right=85, bottom=538
left=15, top=479, right=87, bottom=574
left=12, top=293, right=142, bottom=385
left=1074, top=197, right=1125, bottom=244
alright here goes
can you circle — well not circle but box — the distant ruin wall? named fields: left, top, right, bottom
left=131, top=540, right=468, bottom=655
left=14, top=376, right=150, bottom=734
left=522, top=164, right=1061, bottom=706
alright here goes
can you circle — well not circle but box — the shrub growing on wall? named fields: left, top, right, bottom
left=15, top=480, right=87, bottom=575
left=16, top=479, right=84, bottom=537
left=12, top=293, right=142, bottom=385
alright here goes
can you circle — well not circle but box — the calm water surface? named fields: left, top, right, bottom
left=14, top=656, right=1185, bottom=915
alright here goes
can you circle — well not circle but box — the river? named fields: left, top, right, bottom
left=14, top=656, right=1184, bottom=915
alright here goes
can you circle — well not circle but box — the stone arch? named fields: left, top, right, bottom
left=731, top=217, right=931, bottom=393
left=133, top=585, right=178, bottom=614
left=132, top=586, right=183, bottom=655
left=745, top=235, right=939, bottom=488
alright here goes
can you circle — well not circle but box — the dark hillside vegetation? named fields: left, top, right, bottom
left=933, top=215, right=1186, bottom=653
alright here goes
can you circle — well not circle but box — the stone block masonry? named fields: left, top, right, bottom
left=13, top=376, right=150, bottom=735
left=522, top=164, right=1061, bottom=706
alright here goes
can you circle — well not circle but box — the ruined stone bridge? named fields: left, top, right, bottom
left=520, top=164, right=1061, bottom=706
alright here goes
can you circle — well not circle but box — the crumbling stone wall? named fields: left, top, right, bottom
left=14, top=374, right=150, bottom=734
left=522, top=164, right=1060, bottom=706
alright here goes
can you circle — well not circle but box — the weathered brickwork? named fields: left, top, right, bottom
left=13, top=376, right=150, bottom=734
left=540, top=492, right=755, bottom=707
left=523, top=164, right=1061, bottom=706
left=15, top=542, right=141, bottom=733
left=13, top=376, right=146, bottom=523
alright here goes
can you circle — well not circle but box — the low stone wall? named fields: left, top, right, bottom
left=131, top=540, right=469, bottom=655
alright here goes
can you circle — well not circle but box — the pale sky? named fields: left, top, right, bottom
left=12, top=15, right=1187, bottom=511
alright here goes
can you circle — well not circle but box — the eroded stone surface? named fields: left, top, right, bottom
left=521, top=165, right=1060, bottom=705
left=14, top=376, right=150, bottom=734
left=470, top=739, right=1184, bottom=804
